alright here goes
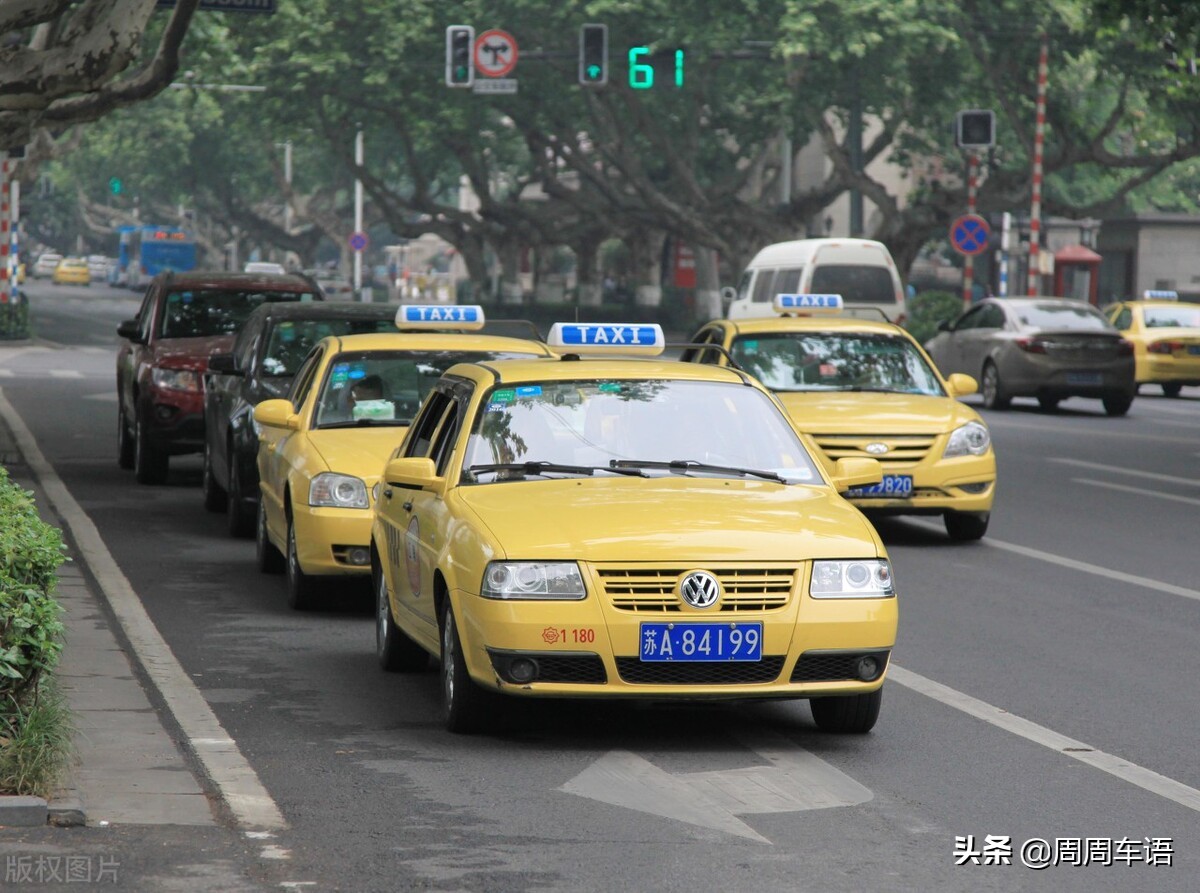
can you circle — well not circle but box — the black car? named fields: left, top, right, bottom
left=202, top=302, right=398, bottom=536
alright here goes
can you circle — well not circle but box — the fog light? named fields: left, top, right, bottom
left=154, top=404, right=176, bottom=422
left=347, top=547, right=370, bottom=566
left=856, top=655, right=881, bottom=681
left=508, top=657, right=539, bottom=684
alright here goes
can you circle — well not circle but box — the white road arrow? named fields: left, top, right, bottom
left=560, top=729, right=872, bottom=843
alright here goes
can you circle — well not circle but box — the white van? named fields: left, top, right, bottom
left=726, top=238, right=906, bottom=322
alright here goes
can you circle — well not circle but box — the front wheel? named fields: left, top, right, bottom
left=981, top=362, right=1010, bottom=410
left=1162, top=383, right=1183, bottom=398
left=810, top=687, right=883, bottom=734
left=133, top=413, right=169, bottom=485
left=1103, top=393, right=1133, bottom=417
left=441, top=602, right=495, bottom=734
left=945, top=510, right=989, bottom=541
left=286, top=516, right=320, bottom=610
left=255, top=500, right=285, bottom=574
left=376, top=565, right=428, bottom=672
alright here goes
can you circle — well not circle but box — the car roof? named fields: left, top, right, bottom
left=246, top=301, right=396, bottom=323
left=1129, top=300, right=1192, bottom=310
left=319, top=331, right=555, bottom=356
left=159, top=271, right=319, bottom=292
left=710, top=316, right=909, bottom=337
left=445, top=356, right=754, bottom=386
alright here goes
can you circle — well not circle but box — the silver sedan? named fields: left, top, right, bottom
left=924, top=298, right=1136, bottom=416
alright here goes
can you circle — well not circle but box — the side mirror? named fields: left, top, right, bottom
left=936, top=319, right=953, bottom=333
left=383, top=457, right=441, bottom=490
left=117, top=319, right=142, bottom=342
left=254, top=398, right=299, bottom=431
left=208, top=353, right=242, bottom=376
left=946, top=373, right=978, bottom=398
left=830, top=457, right=882, bottom=492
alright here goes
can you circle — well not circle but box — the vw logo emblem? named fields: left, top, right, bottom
left=679, top=571, right=721, bottom=609
left=865, top=442, right=890, bottom=455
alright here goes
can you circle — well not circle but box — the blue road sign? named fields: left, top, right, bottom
left=950, top=214, right=990, bottom=256
left=349, top=231, right=369, bottom=253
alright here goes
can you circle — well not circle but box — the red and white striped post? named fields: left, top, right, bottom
left=1027, top=33, right=1049, bottom=296
left=962, top=152, right=979, bottom=306
left=1, top=159, right=13, bottom=309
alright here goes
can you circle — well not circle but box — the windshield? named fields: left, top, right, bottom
left=1144, top=306, right=1200, bottom=328
left=464, top=379, right=821, bottom=484
left=1016, top=303, right=1112, bottom=331
left=313, top=350, right=536, bottom=427
left=810, top=266, right=896, bottom=304
left=731, top=332, right=944, bottom=395
left=262, top=318, right=395, bottom=377
left=159, top=289, right=317, bottom=339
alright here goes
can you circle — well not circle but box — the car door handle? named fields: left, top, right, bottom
left=402, top=500, right=413, bottom=512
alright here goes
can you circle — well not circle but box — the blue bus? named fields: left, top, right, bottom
left=117, top=225, right=197, bottom=288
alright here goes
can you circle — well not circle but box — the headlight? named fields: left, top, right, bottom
left=810, top=560, right=895, bottom=599
left=481, top=561, right=587, bottom=600
left=151, top=367, right=201, bottom=393
left=942, top=421, right=991, bottom=458
left=371, top=482, right=381, bottom=503
left=309, top=473, right=369, bottom=509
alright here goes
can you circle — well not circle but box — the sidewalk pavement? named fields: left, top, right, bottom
left=0, top=409, right=214, bottom=828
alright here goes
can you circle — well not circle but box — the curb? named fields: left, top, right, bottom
left=0, top=796, right=48, bottom=828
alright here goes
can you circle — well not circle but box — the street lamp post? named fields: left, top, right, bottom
left=353, top=127, right=364, bottom=297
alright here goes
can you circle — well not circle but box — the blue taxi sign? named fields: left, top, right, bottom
left=774, top=293, right=843, bottom=314
left=546, top=322, right=665, bottom=356
left=395, top=304, right=486, bottom=330
left=1141, top=290, right=1179, bottom=301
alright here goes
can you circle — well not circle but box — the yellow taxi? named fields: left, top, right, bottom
left=52, top=257, right=91, bottom=286
left=252, top=305, right=552, bottom=609
left=371, top=322, right=897, bottom=734
left=684, top=294, right=995, bottom=541
left=1105, top=291, right=1200, bottom=397
left=6, top=258, right=25, bottom=284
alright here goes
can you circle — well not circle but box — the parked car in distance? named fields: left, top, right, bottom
left=306, top=269, right=355, bottom=299
left=52, top=257, right=91, bottom=286
left=245, top=261, right=287, bottom=275
left=116, top=271, right=323, bottom=485
left=33, top=252, right=63, bottom=278
left=924, top=297, right=1136, bottom=416
left=1103, top=291, right=1200, bottom=397
left=87, top=255, right=111, bottom=281
left=203, top=301, right=399, bottom=536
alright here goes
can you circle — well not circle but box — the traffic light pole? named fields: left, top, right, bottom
left=962, top=153, right=978, bottom=306
left=1027, top=34, right=1049, bottom=296
left=1, top=159, right=15, bottom=314
left=353, top=127, right=364, bottom=296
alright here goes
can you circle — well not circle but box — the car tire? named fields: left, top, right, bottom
left=202, top=440, right=227, bottom=513
left=376, top=565, right=428, bottom=672
left=226, top=456, right=254, bottom=539
left=1162, top=383, right=1183, bottom=398
left=945, top=510, right=989, bottom=541
left=1102, top=393, right=1133, bottom=417
left=117, top=406, right=134, bottom=470
left=1036, top=395, right=1060, bottom=412
left=810, top=687, right=882, bottom=734
left=441, top=600, right=495, bottom=734
left=981, top=362, right=1010, bottom=410
left=133, top=412, right=169, bottom=485
left=255, top=499, right=285, bottom=575
left=285, top=515, right=320, bottom=610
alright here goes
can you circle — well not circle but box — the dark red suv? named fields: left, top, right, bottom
left=117, top=271, right=322, bottom=484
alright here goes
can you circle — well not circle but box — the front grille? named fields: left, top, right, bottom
left=596, top=565, right=797, bottom=613
left=616, top=656, right=786, bottom=685
left=790, top=650, right=890, bottom=683
left=812, top=434, right=936, bottom=467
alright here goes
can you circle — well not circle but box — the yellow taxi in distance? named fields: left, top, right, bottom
left=252, top=305, right=552, bottom=610
left=372, top=322, right=897, bottom=734
left=684, top=294, right=995, bottom=541
left=52, top=257, right=91, bottom=286
left=1105, top=291, right=1200, bottom=397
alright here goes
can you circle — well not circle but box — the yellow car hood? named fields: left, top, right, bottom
left=305, top=427, right=409, bottom=481
left=457, top=477, right=880, bottom=562
left=777, top=391, right=976, bottom=434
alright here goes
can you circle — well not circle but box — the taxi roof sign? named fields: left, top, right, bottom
left=546, top=323, right=665, bottom=356
left=1141, top=290, right=1178, bottom=301
left=395, top=304, right=486, bottom=330
left=774, top=293, right=843, bottom=314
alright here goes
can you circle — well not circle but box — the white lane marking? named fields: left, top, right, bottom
left=904, top=519, right=1200, bottom=603
left=83, top=392, right=119, bottom=402
left=561, top=728, right=872, bottom=843
left=0, top=369, right=11, bottom=377
left=1049, top=457, right=1200, bottom=487
left=260, top=846, right=291, bottom=860
left=49, top=370, right=84, bottom=379
left=1073, top=478, right=1200, bottom=508
left=890, top=665, right=1200, bottom=814
left=0, top=388, right=287, bottom=831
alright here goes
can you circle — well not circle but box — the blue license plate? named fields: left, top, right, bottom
left=847, top=474, right=913, bottom=498
left=1066, top=371, right=1102, bottom=385
left=639, top=622, right=762, bottom=662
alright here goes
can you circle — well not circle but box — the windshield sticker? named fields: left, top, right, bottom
left=491, top=389, right=516, bottom=403
left=352, top=400, right=394, bottom=421
left=598, top=382, right=622, bottom=393
left=331, top=363, right=350, bottom=384
left=348, top=364, right=367, bottom=380
left=516, top=385, right=543, bottom=398
left=486, top=402, right=507, bottom=413
left=741, top=340, right=759, bottom=355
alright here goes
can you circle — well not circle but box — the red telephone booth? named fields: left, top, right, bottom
left=1053, top=244, right=1102, bottom=305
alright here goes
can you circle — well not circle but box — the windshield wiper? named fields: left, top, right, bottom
left=611, top=459, right=786, bottom=483
left=317, top=419, right=411, bottom=429
left=834, top=386, right=908, bottom=394
left=469, top=461, right=649, bottom=479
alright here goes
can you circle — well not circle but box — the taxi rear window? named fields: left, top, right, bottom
left=160, top=290, right=317, bottom=339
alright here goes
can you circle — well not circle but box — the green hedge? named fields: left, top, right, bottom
left=0, top=295, right=31, bottom=341
left=904, top=290, right=964, bottom=347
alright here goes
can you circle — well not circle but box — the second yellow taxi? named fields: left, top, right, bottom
left=684, top=294, right=996, bottom=540
left=253, top=305, right=552, bottom=609
left=1105, top=290, right=1200, bottom=397
left=52, top=257, right=91, bottom=286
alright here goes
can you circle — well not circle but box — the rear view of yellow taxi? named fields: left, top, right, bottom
left=253, top=305, right=551, bottom=609
left=1106, top=291, right=1200, bottom=397
left=685, top=294, right=996, bottom=540
left=371, top=322, right=897, bottom=734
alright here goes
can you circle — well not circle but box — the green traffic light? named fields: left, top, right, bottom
left=109, top=177, right=122, bottom=196
left=587, top=64, right=602, bottom=80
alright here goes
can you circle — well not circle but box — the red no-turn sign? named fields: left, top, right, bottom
left=474, top=30, right=518, bottom=78
left=950, top=214, right=990, bottom=256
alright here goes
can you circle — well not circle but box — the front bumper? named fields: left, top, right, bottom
left=451, top=563, right=897, bottom=699
left=292, top=504, right=374, bottom=577
left=143, top=389, right=206, bottom=455
left=841, top=452, right=995, bottom=515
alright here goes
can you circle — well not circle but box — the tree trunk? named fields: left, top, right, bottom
left=628, top=230, right=664, bottom=308
left=693, top=246, right=722, bottom=322
left=457, top=234, right=489, bottom=299
left=495, top=237, right=523, bottom=305
left=574, top=234, right=602, bottom=307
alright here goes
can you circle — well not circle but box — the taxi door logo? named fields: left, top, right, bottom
left=404, top=516, right=421, bottom=597
left=679, top=571, right=721, bottom=609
